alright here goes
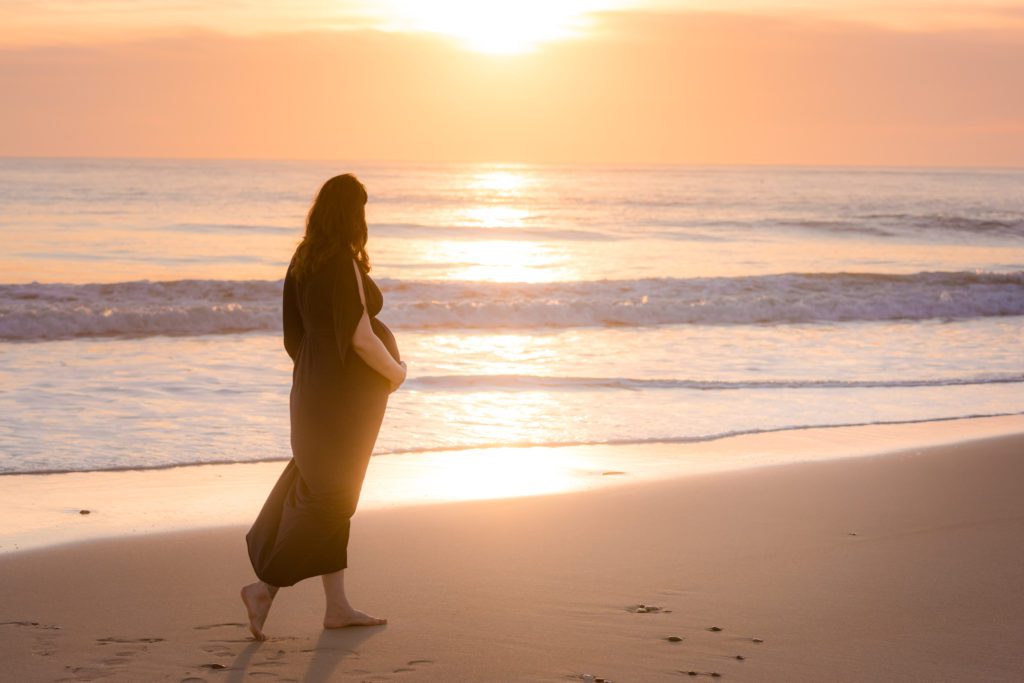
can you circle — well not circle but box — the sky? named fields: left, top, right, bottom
left=1, top=1, right=1022, bottom=166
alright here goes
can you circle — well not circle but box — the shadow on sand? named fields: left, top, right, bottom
left=225, top=625, right=384, bottom=682
left=305, top=626, right=384, bottom=682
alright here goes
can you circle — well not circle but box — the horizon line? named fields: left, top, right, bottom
left=2, top=154, right=1022, bottom=173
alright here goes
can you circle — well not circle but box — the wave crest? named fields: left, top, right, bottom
left=2, top=270, right=1022, bottom=341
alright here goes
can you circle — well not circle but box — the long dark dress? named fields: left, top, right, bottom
left=246, top=251, right=399, bottom=588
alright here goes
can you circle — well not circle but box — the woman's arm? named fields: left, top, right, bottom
left=282, top=260, right=303, bottom=361
left=349, top=259, right=407, bottom=391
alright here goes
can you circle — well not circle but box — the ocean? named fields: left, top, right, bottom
left=1, top=158, right=1022, bottom=474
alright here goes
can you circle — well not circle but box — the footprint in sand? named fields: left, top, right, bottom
left=65, top=664, right=114, bottom=680
left=393, top=659, right=435, bottom=674
left=0, top=621, right=62, bottom=658
left=194, top=622, right=246, bottom=631
left=101, top=657, right=134, bottom=665
left=95, top=635, right=163, bottom=664
left=253, top=659, right=286, bottom=668
left=1, top=620, right=60, bottom=629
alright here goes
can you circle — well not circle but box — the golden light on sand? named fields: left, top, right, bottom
left=406, top=447, right=584, bottom=500
left=377, top=0, right=614, bottom=54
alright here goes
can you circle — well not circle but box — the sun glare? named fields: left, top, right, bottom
left=461, top=205, right=530, bottom=229
left=378, top=0, right=615, bottom=54
left=423, top=238, right=571, bottom=281
left=470, top=169, right=533, bottom=195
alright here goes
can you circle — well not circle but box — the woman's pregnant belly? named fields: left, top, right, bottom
left=370, top=317, right=401, bottom=363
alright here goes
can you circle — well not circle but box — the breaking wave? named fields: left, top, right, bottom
left=2, top=270, right=1022, bottom=341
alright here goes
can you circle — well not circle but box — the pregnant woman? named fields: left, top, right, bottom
left=241, top=173, right=406, bottom=641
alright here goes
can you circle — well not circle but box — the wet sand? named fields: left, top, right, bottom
left=2, top=428, right=1023, bottom=681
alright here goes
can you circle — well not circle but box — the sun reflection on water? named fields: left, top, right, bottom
left=459, top=205, right=531, bottom=229
left=418, top=332, right=554, bottom=375
left=372, top=165, right=586, bottom=281
left=457, top=168, right=534, bottom=229
left=423, top=238, right=574, bottom=282
left=468, top=169, right=535, bottom=196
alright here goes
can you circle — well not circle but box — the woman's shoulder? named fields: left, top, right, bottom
left=331, top=251, right=372, bottom=281
left=322, top=249, right=360, bottom=269
left=317, top=252, right=373, bottom=295
left=298, top=250, right=351, bottom=275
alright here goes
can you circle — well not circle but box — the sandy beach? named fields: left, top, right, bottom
left=2, top=421, right=1023, bottom=682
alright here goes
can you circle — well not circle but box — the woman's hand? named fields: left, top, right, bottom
left=389, top=361, right=407, bottom=393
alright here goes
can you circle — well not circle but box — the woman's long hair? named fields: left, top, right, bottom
left=292, top=174, right=370, bottom=278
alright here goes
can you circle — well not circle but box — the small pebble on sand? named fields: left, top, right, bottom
left=665, top=636, right=683, bottom=642
left=79, top=509, right=91, bottom=515
left=708, top=626, right=723, bottom=632
left=631, top=603, right=663, bottom=613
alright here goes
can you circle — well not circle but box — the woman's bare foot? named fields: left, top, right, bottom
left=323, top=606, right=388, bottom=629
left=320, top=569, right=385, bottom=628
left=240, top=582, right=275, bottom=641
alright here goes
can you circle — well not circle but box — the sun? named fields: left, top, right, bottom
left=377, top=0, right=614, bottom=54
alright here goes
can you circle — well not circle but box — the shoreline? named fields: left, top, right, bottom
left=3, top=411, right=1021, bottom=478
left=1, top=413, right=1022, bottom=555
left=2, top=426, right=1022, bottom=680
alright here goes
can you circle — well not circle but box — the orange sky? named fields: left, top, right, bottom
left=1, top=1, right=1022, bottom=166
